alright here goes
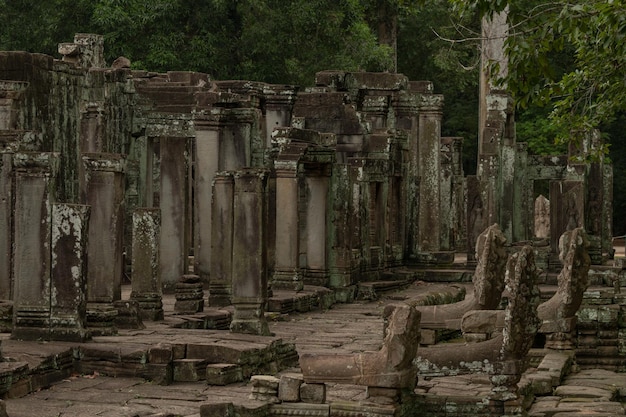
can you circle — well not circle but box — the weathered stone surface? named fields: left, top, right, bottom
left=49, top=203, right=91, bottom=342
left=205, top=364, right=243, bottom=386
left=300, top=383, right=326, bottom=404
left=538, top=227, right=591, bottom=349
left=278, top=374, right=303, bottom=402
left=131, top=208, right=163, bottom=321
left=416, top=224, right=507, bottom=331
left=300, top=303, right=420, bottom=389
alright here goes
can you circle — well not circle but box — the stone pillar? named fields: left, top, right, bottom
left=417, top=94, right=444, bottom=255
left=328, top=164, right=354, bottom=288
left=12, top=152, right=58, bottom=341
left=210, top=172, right=234, bottom=306
left=549, top=180, right=584, bottom=261
left=395, top=86, right=421, bottom=258
left=50, top=203, right=91, bottom=342
left=80, top=102, right=105, bottom=153
left=194, top=127, right=220, bottom=287
left=304, top=175, right=329, bottom=286
left=440, top=138, right=454, bottom=251
left=230, top=169, right=270, bottom=336
left=534, top=195, right=550, bottom=239
left=273, top=162, right=303, bottom=290
left=0, top=152, right=13, bottom=300
left=159, top=136, right=190, bottom=291
left=82, top=153, right=126, bottom=303
left=194, top=108, right=255, bottom=288
left=130, top=208, right=163, bottom=321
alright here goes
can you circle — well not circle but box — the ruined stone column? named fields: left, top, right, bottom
left=79, top=102, right=105, bottom=153
left=193, top=124, right=220, bottom=288
left=159, top=136, right=190, bottom=291
left=230, top=169, right=270, bottom=336
left=440, top=138, right=454, bottom=251
left=82, top=153, right=126, bottom=303
left=209, top=172, right=234, bottom=306
left=328, top=164, right=354, bottom=289
left=50, top=203, right=91, bottom=342
left=0, top=151, right=13, bottom=300
left=12, top=152, right=58, bottom=340
left=130, top=208, right=163, bottom=321
left=82, top=153, right=125, bottom=335
left=417, top=93, right=445, bottom=257
left=194, top=107, right=257, bottom=288
left=396, top=85, right=421, bottom=258
left=304, top=175, right=329, bottom=286
left=272, top=161, right=303, bottom=290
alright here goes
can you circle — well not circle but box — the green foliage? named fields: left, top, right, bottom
left=516, top=106, right=567, bottom=155
left=397, top=0, right=480, bottom=174
left=451, top=0, right=626, bottom=157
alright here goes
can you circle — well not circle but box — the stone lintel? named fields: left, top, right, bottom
left=0, top=80, right=29, bottom=98
left=13, top=152, right=59, bottom=173
left=146, top=113, right=195, bottom=138
left=417, top=94, right=444, bottom=113
left=82, top=153, right=126, bottom=172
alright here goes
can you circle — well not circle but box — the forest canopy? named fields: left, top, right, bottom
left=1, top=0, right=625, bottom=233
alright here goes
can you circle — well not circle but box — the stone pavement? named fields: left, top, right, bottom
left=1, top=281, right=625, bottom=416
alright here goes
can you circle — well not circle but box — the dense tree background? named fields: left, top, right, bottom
left=1, top=0, right=624, bottom=234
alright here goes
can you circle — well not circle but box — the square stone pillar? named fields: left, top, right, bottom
left=230, top=169, right=270, bottom=336
left=12, top=152, right=58, bottom=340
left=79, top=102, right=105, bottom=153
left=417, top=94, right=444, bottom=254
left=0, top=152, right=13, bottom=300
left=193, top=128, right=220, bottom=288
left=159, top=136, right=190, bottom=291
left=81, top=153, right=126, bottom=303
left=50, top=203, right=91, bottom=342
left=328, top=164, right=354, bottom=288
left=304, top=176, right=330, bottom=286
left=130, top=208, right=163, bottom=320
left=209, top=172, right=234, bottom=306
left=272, top=162, right=303, bottom=290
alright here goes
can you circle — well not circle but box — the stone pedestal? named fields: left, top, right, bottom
left=209, top=173, right=234, bottom=306
left=50, top=203, right=91, bottom=342
left=130, top=208, right=163, bottom=321
left=11, top=152, right=58, bottom=341
left=175, top=274, right=204, bottom=314
left=230, top=169, right=270, bottom=336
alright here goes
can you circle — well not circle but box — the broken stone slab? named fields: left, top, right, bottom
left=278, top=374, right=303, bottom=402
left=173, top=358, right=207, bottom=382
left=300, top=382, right=326, bottom=404
left=205, top=363, right=243, bottom=386
left=199, top=402, right=235, bottom=417
left=249, top=375, right=280, bottom=403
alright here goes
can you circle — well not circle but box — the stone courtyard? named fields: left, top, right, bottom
left=0, top=33, right=624, bottom=416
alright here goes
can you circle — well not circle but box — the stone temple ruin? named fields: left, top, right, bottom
left=0, top=33, right=624, bottom=416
